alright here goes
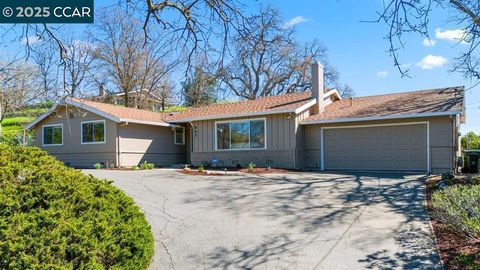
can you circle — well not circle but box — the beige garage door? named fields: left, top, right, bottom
left=323, top=124, right=428, bottom=172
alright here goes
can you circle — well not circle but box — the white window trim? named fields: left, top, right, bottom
left=174, top=127, right=185, bottom=145
left=81, top=120, right=106, bottom=145
left=214, top=118, right=267, bottom=151
left=42, top=123, right=63, bottom=147
left=320, top=121, right=430, bottom=173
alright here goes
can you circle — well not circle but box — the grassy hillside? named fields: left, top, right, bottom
left=1, top=107, right=48, bottom=143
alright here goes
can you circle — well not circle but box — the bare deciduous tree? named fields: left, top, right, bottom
left=94, top=9, right=175, bottom=108
left=338, top=84, right=355, bottom=98
left=63, top=37, right=96, bottom=97
left=219, top=7, right=339, bottom=100
left=16, top=0, right=247, bottom=77
left=94, top=11, right=150, bottom=107
left=373, top=0, right=480, bottom=80
left=31, top=41, right=60, bottom=97
left=126, top=0, right=246, bottom=69
left=0, top=63, right=42, bottom=134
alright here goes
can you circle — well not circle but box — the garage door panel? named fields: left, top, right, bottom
left=324, top=124, right=427, bottom=172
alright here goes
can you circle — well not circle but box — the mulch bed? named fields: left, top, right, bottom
left=177, top=170, right=225, bottom=176
left=178, top=167, right=297, bottom=176
left=234, top=167, right=295, bottom=174
left=426, top=176, right=480, bottom=269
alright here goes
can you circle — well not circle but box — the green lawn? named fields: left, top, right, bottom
left=1, top=111, right=40, bottom=141
left=2, top=116, right=34, bottom=127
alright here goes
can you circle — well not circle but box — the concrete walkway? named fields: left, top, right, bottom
left=85, top=169, right=441, bottom=270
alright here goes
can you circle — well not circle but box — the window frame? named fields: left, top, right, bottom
left=81, top=120, right=106, bottom=145
left=174, top=127, right=185, bottom=145
left=214, top=118, right=267, bottom=151
left=42, top=123, right=63, bottom=147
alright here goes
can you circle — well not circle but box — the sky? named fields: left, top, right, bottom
left=266, top=0, right=480, bottom=134
left=2, top=0, right=479, bottom=133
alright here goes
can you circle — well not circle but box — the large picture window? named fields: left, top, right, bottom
left=81, top=120, right=105, bottom=144
left=216, top=119, right=266, bottom=150
left=43, top=124, right=63, bottom=146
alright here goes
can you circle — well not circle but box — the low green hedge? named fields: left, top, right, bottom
left=431, top=184, right=480, bottom=238
left=0, top=145, right=154, bottom=269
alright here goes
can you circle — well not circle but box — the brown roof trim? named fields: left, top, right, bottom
left=170, top=98, right=317, bottom=123
left=300, top=111, right=462, bottom=125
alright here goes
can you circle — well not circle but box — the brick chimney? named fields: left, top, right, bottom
left=311, top=61, right=325, bottom=114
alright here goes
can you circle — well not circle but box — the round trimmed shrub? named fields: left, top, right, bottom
left=0, top=145, right=154, bottom=269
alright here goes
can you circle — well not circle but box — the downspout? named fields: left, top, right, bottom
left=117, top=122, right=129, bottom=167
left=187, top=122, right=193, bottom=164
left=291, top=113, right=297, bottom=170
left=450, top=115, right=456, bottom=173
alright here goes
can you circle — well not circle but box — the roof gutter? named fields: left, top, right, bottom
left=119, top=118, right=179, bottom=127
left=169, top=98, right=317, bottom=123
left=300, top=111, right=463, bottom=125
left=25, top=98, right=176, bottom=130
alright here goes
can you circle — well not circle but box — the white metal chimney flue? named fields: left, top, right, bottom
left=311, top=61, right=325, bottom=114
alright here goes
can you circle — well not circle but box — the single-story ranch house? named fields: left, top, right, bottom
left=26, top=63, right=465, bottom=173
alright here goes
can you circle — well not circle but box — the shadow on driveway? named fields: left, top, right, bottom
left=85, top=169, right=441, bottom=270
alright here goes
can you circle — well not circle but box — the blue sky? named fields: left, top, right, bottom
left=3, top=0, right=479, bottom=133
left=268, top=0, right=480, bottom=134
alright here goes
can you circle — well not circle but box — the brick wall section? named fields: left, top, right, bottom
left=191, top=150, right=295, bottom=168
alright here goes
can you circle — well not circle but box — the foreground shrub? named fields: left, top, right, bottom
left=0, top=145, right=154, bottom=269
left=432, top=184, right=480, bottom=238
left=140, top=161, right=154, bottom=170
left=247, top=162, right=256, bottom=173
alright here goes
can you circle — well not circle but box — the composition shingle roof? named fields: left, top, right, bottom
left=302, top=86, right=464, bottom=123
left=69, top=98, right=171, bottom=124
left=31, top=85, right=462, bottom=130
left=164, top=91, right=314, bottom=122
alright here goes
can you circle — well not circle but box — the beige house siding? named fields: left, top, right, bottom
left=294, top=109, right=310, bottom=169
left=118, top=123, right=186, bottom=167
left=302, top=116, right=457, bottom=173
left=190, top=114, right=296, bottom=167
left=33, top=106, right=118, bottom=168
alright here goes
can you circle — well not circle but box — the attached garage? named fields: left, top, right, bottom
left=321, top=123, right=429, bottom=172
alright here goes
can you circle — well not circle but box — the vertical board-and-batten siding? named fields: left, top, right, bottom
left=294, top=108, right=311, bottom=169
left=118, top=123, right=187, bottom=167
left=33, top=106, right=118, bottom=168
left=190, top=113, right=296, bottom=168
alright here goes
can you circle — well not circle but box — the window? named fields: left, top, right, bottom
left=216, top=119, right=266, bottom=150
left=43, top=124, right=63, bottom=146
left=81, top=120, right=105, bottom=144
left=174, top=127, right=185, bottom=145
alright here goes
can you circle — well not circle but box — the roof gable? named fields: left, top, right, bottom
left=165, top=92, right=317, bottom=122
left=26, top=98, right=174, bottom=130
left=26, top=86, right=465, bottom=130
left=302, top=86, right=464, bottom=124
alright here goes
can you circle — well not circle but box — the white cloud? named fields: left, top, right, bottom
left=422, top=38, right=436, bottom=47
left=435, top=28, right=467, bottom=43
left=376, top=70, right=389, bottom=78
left=283, top=16, right=309, bottom=29
left=416, top=55, right=448, bottom=69
left=20, top=35, right=41, bottom=45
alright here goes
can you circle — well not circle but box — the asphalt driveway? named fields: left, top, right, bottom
left=85, top=169, right=441, bottom=270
